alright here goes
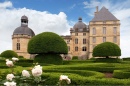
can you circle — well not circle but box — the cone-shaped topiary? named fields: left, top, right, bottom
left=93, top=42, right=121, bottom=58
left=28, top=32, right=68, bottom=54
left=0, top=50, right=18, bottom=58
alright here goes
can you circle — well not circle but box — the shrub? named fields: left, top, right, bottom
left=93, top=42, right=121, bottom=58
left=15, top=59, right=33, bottom=67
left=28, top=32, right=68, bottom=54
left=113, top=70, right=130, bottom=79
left=34, top=54, right=63, bottom=65
left=72, top=56, right=78, bottom=60
left=122, top=57, right=130, bottom=61
left=94, top=58, right=121, bottom=63
left=18, top=56, right=24, bottom=59
left=0, top=50, right=18, bottom=58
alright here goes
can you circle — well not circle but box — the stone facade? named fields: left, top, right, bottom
left=62, top=6, right=120, bottom=59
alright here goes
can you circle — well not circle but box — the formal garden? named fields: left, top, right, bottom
left=0, top=32, right=130, bottom=86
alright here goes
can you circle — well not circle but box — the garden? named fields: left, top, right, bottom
left=0, top=32, right=129, bottom=85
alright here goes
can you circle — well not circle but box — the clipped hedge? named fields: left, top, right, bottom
left=72, top=56, right=78, bottom=60
left=94, top=58, right=121, bottom=63
left=122, top=57, right=130, bottom=61
left=15, top=59, right=33, bottom=67
left=0, top=50, right=18, bottom=58
left=113, top=70, right=130, bottom=79
left=34, top=54, right=63, bottom=65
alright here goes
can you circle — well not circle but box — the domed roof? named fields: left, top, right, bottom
left=13, top=15, right=35, bottom=37
left=73, top=17, right=87, bottom=30
left=13, top=26, right=35, bottom=37
left=21, top=15, right=28, bottom=20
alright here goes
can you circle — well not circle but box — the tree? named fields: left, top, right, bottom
left=27, top=32, right=68, bottom=64
left=1, top=50, right=18, bottom=58
left=92, top=42, right=121, bottom=58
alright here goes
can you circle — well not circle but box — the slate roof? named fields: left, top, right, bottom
left=91, top=6, right=119, bottom=21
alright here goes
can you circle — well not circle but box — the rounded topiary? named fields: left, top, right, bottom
left=34, top=54, right=63, bottom=65
left=93, top=42, right=121, bottom=58
left=0, top=50, right=18, bottom=58
left=28, top=32, right=68, bottom=54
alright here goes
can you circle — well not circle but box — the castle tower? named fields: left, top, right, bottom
left=70, top=17, right=89, bottom=59
left=89, top=6, right=120, bottom=58
left=12, top=15, right=35, bottom=59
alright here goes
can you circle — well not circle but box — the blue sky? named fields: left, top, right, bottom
left=0, top=0, right=130, bottom=57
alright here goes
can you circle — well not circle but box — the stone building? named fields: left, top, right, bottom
left=12, top=6, right=120, bottom=59
left=12, top=15, right=35, bottom=59
left=62, top=6, right=120, bottom=59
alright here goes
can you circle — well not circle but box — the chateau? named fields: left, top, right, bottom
left=12, top=6, right=120, bottom=59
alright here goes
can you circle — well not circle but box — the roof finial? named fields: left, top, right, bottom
left=78, top=17, right=82, bottom=22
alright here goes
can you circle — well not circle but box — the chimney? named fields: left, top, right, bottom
left=94, top=6, right=98, bottom=16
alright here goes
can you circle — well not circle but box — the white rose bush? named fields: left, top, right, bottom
left=1, top=57, right=71, bottom=86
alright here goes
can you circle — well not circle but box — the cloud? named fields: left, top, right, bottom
left=0, top=1, right=71, bottom=53
left=0, top=1, right=12, bottom=9
left=69, top=4, right=76, bottom=9
left=83, top=0, right=100, bottom=8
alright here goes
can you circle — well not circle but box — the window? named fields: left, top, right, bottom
left=113, top=36, right=117, bottom=43
left=83, top=33, right=86, bottom=36
left=93, top=37, right=96, bottom=43
left=75, top=38, right=78, bottom=44
left=92, top=28, right=96, bottom=35
left=17, top=43, right=20, bottom=50
left=67, top=40, right=70, bottom=44
left=103, top=37, right=106, bottom=42
left=75, top=33, right=78, bottom=36
left=82, top=46, right=87, bottom=51
left=68, top=46, right=70, bottom=51
left=113, top=27, right=117, bottom=34
left=75, top=46, right=78, bottom=51
left=83, top=38, right=86, bottom=44
left=103, top=27, right=106, bottom=34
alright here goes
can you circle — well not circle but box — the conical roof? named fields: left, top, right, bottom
left=91, top=6, right=119, bottom=21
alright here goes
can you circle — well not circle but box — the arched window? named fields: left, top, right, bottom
left=75, top=38, right=78, bottom=44
left=82, top=46, right=87, bottom=51
left=17, top=43, right=20, bottom=50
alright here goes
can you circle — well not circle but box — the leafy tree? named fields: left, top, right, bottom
left=93, top=42, right=121, bottom=58
left=28, top=32, right=68, bottom=64
left=1, top=50, right=18, bottom=58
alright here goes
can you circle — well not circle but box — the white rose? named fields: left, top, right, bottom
left=12, top=57, right=19, bottom=62
left=6, top=61, right=14, bottom=67
left=4, top=81, right=16, bottom=86
left=22, top=70, right=30, bottom=77
left=34, top=65, right=42, bottom=70
left=32, top=68, right=42, bottom=77
left=6, top=74, right=15, bottom=81
left=59, top=75, right=71, bottom=84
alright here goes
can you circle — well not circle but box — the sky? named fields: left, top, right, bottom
left=0, top=0, right=130, bottom=58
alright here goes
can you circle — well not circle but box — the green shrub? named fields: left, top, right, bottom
left=18, top=56, right=24, bottom=59
left=28, top=32, right=68, bottom=54
left=72, top=56, right=78, bottom=60
left=95, top=58, right=121, bottom=63
left=122, top=57, right=130, bottom=61
left=34, top=54, right=63, bottom=65
left=113, top=70, right=130, bottom=79
left=0, top=50, right=18, bottom=58
left=93, top=42, right=121, bottom=58
left=15, top=59, right=33, bottom=67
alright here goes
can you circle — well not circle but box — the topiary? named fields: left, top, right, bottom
left=28, top=32, right=68, bottom=54
left=72, top=56, right=78, bottom=60
left=93, top=42, right=121, bottom=58
left=0, top=50, right=18, bottom=58
left=34, top=54, right=63, bottom=65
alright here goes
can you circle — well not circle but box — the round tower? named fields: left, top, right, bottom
left=12, top=15, right=35, bottom=59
